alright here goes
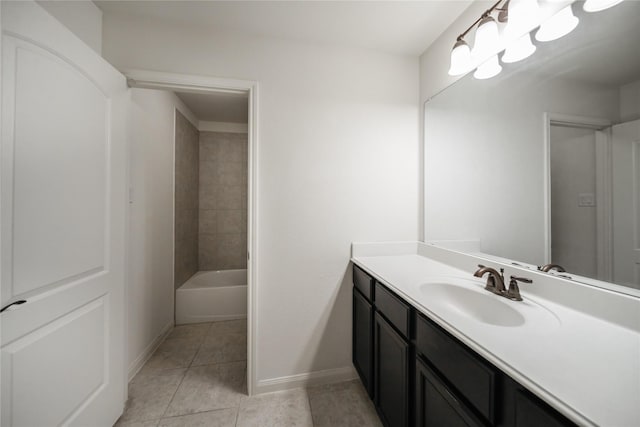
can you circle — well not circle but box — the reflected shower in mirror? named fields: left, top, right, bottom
left=424, top=1, right=640, bottom=291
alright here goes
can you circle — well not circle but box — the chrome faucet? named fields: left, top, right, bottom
left=473, top=265, right=506, bottom=295
left=473, top=265, right=532, bottom=301
left=538, top=263, right=566, bottom=273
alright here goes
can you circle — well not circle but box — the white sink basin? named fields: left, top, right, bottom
left=421, top=282, right=526, bottom=327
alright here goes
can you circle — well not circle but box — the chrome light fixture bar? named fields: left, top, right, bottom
left=447, top=0, right=626, bottom=81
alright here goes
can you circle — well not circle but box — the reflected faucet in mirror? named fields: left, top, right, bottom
left=538, top=264, right=566, bottom=273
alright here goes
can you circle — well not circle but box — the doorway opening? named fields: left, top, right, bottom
left=543, top=113, right=612, bottom=281
left=126, top=70, right=258, bottom=395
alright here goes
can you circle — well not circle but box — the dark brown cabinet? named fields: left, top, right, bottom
left=514, top=390, right=571, bottom=427
left=415, top=358, right=482, bottom=427
left=353, top=287, right=374, bottom=398
left=352, top=263, right=576, bottom=427
left=416, top=314, right=496, bottom=424
left=375, top=312, right=410, bottom=427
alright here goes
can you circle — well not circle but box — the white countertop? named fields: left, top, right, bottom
left=352, top=243, right=640, bottom=427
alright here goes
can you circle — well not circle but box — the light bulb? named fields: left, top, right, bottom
left=448, top=40, right=473, bottom=76
left=536, top=4, right=579, bottom=42
left=474, top=55, right=502, bottom=80
left=472, top=16, right=500, bottom=61
left=584, top=0, right=624, bottom=12
left=504, top=0, right=540, bottom=37
left=502, top=33, right=537, bottom=63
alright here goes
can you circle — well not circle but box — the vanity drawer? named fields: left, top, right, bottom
left=353, top=264, right=374, bottom=302
left=375, top=282, right=411, bottom=339
left=416, top=314, right=496, bottom=424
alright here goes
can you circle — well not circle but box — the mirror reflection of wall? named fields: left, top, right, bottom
left=424, top=1, right=640, bottom=290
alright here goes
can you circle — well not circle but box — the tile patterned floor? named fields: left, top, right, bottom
left=115, top=320, right=381, bottom=427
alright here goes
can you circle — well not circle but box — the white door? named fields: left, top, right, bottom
left=1, top=2, right=127, bottom=426
left=612, top=119, right=640, bottom=289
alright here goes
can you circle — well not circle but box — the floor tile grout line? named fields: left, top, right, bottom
left=306, top=389, right=316, bottom=427
left=157, top=407, right=239, bottom=423
left=134, top=321, right=248, bottom=423
left=158, top=367, right=188, bottom=420
left=157, top=323, right=210, bottom=419
left=234, top=404, right=240, bottom=427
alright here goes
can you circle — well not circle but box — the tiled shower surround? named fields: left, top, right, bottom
left=198, top=131, right=248, bottom=270
left=174, top=121, right=248, bottom=288
left=174, top=111, right=199, bottom=289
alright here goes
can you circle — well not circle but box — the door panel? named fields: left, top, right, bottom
left=1, top=298, right=107, bottom=426
left=1, top=2, right=127, bottom=426
left=6, top=36, right=107, bottom=299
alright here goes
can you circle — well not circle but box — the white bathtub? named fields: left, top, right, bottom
left=176, top=269, right=247, bottom=325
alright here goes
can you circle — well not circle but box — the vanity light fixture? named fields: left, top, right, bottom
left=448, top=39, right=473, bottom=76
left=535, top=4, right=579, bottom=42
left=504, top=0, right=540, bottom=36
left=472, top=16, right=504, bottom=79
left=447, top=0, right=625, bottom=80
left=502, top=0, right=538, bottom=63
left=447, top=0, right=506, bottom=77
left=474, top=54, right=503, bottom=79
left=583, top=0, right=624, bottom=12
left=502, top=33, right=536, bottom=63
left=472, top=15, right=501, bottom=60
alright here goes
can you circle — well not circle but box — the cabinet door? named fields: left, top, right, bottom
left=515, top=390, right=575, bottom=427
left=374, top=312, right=410, bottom=427
left=353, top=287, right=374, bottom=398
left=416, top=358, right=482, bottom=427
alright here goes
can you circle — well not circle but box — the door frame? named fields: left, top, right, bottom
left=543, top=112, right=612, bottom=280
left=124, top=69, right=259, bottom=396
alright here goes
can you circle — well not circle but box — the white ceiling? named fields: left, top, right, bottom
left=96, top=1, right=473, bottom=56
left=176, top=91, right=249, bottom=123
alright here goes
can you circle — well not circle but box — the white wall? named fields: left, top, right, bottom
left=126, top=87, right=198, bottom=378
left=36, top=0, right=102, bottom=54
left=620, top=79, right=640, bottom=122
left=103, top=15, right=420, bottom=390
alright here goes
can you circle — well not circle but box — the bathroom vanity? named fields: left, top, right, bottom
left=351, top=242, right=640, bottom=427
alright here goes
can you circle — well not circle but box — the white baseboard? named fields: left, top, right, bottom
left=176, top=314, right=247, bottom=325
left=127, top=320, right=174, bottom=381
left=254, top=366, right=358, bottom=394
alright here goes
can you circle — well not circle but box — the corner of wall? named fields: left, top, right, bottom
left=37, top=0, right=103, bottom=55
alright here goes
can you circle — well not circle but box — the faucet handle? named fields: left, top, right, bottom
left=506, top=276, right=532, bottom=301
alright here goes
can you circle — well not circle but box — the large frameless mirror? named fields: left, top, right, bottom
left=424, top=0, right=640, bottom=294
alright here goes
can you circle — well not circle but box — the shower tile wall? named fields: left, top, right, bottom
left=199, top=131, right=248, bottom=270
left=174, top=111, right=200, bottom=289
